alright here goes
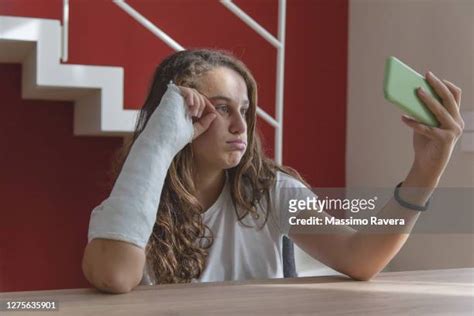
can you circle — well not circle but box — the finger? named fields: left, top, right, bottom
left=417, top=87, right=457, bottom=128
left=441, top=79, right=464, bottom=128
left=442, top=79, right=462, bottom=108
left=184, top=92, right=194, bottom=108
left=425, top=72, right=458, bottom=120
left=185, top=95, right=196, bottom=118
left=203, top=95, right=217, bottom=115
left=178, top=86, right=193, bottom=106
left=192, top=93, right=200, bottom=116
left=197, top=94, right=206, bottom=117
left=197, top=94, right=216, bottom=118
left=193, top=94, right=203, bottom=118
left=401, top=115, right=440, bottom=140
left=193, top=112, right=217, bottom=139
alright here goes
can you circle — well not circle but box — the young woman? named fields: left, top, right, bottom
left=82, top=49, right=464, bottom=293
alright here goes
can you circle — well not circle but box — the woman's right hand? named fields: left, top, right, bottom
left=178, top=86, right=218, bottom=140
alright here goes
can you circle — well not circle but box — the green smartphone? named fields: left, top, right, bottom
left=383, top=56, right=441, bottom=127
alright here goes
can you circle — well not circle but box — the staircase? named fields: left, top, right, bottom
left=0, top=15, right=137, bottom=137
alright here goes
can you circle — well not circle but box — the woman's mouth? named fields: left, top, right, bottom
left=227, top=140, right=246, bottom=151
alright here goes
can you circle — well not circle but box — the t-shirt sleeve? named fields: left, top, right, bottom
left=270, top=171, right=319, bottom=238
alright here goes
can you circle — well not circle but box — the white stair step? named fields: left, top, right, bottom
left=0, top=16, right=137, bottom=136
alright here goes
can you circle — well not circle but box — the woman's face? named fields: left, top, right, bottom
left=191, top=66, right=250, bottom=170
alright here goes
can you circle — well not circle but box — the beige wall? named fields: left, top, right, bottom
left=346, top=0, right=474, bottom=271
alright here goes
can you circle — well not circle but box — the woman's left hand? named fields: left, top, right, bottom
left=401, top=71, right=464, bottom=183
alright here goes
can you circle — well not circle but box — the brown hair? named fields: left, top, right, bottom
left=109, top=49, right=310, bottom=284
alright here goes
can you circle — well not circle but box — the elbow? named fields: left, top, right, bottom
left=81, top=238, right=146, bottom=294
left=97, top=275, right=135, bottom=294
left=347, top=269, right=379, bottom=282
left=82, top=263, right=135, bottom=294
left=82, top=253, right=136, bottom=294
left=349, top=273, right=374, bottom=282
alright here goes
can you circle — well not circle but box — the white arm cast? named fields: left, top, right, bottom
left=87, top=82, right=194, bottom=249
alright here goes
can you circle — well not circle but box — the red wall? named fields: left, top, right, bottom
left=0, top=0, right=348, bottom=291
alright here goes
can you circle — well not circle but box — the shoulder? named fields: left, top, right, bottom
left=267, top=170, right=312, bottom=237
left=274, top=170, right=308, bottom=189
left=268, top=170, right=310, bottom=203
left=269, top=170, right=316, bottom=204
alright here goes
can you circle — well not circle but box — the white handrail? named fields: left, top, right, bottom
left=220, top=0, right=281, bottom=49
left=110, top=0, right=284, bottom=159
left=257, top=107, right=279, bottom=128
left=221, top=0, right=286, bottom=164
left=274, top=0, right=286, bottom=164
left=113, top=0, right=184, bottom=51
left=61, top=0, right=69, bottom=62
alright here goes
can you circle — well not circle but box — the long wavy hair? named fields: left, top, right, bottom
left=108, top=49, right=310, bottom=284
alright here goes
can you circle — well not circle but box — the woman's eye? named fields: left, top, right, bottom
left=241, top=108, right=248, bottom=115
left=216, top=105, right=229, bottom=113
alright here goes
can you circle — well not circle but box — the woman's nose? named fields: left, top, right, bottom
left=229, top=113, right=246, bottom=134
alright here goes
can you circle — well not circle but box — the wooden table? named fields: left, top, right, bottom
left=1, top=268, right=473, bottom=315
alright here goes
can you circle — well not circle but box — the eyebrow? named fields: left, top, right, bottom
left=208, top=96, right=250, bottom=107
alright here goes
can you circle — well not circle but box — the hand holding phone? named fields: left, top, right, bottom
left=383, top=56, right=442, bottom=127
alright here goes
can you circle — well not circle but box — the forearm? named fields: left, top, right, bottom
left=348, top=167, right=439, bottom=279
left=84, top=82, right=193, bottom=291
left=88, top=82, right=193, bottom=249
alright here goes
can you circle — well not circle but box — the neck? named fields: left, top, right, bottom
left=193, top=166, right=226, bottom=211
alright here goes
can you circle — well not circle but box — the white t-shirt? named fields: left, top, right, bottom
left=141, top=170, right=314, bottom=285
